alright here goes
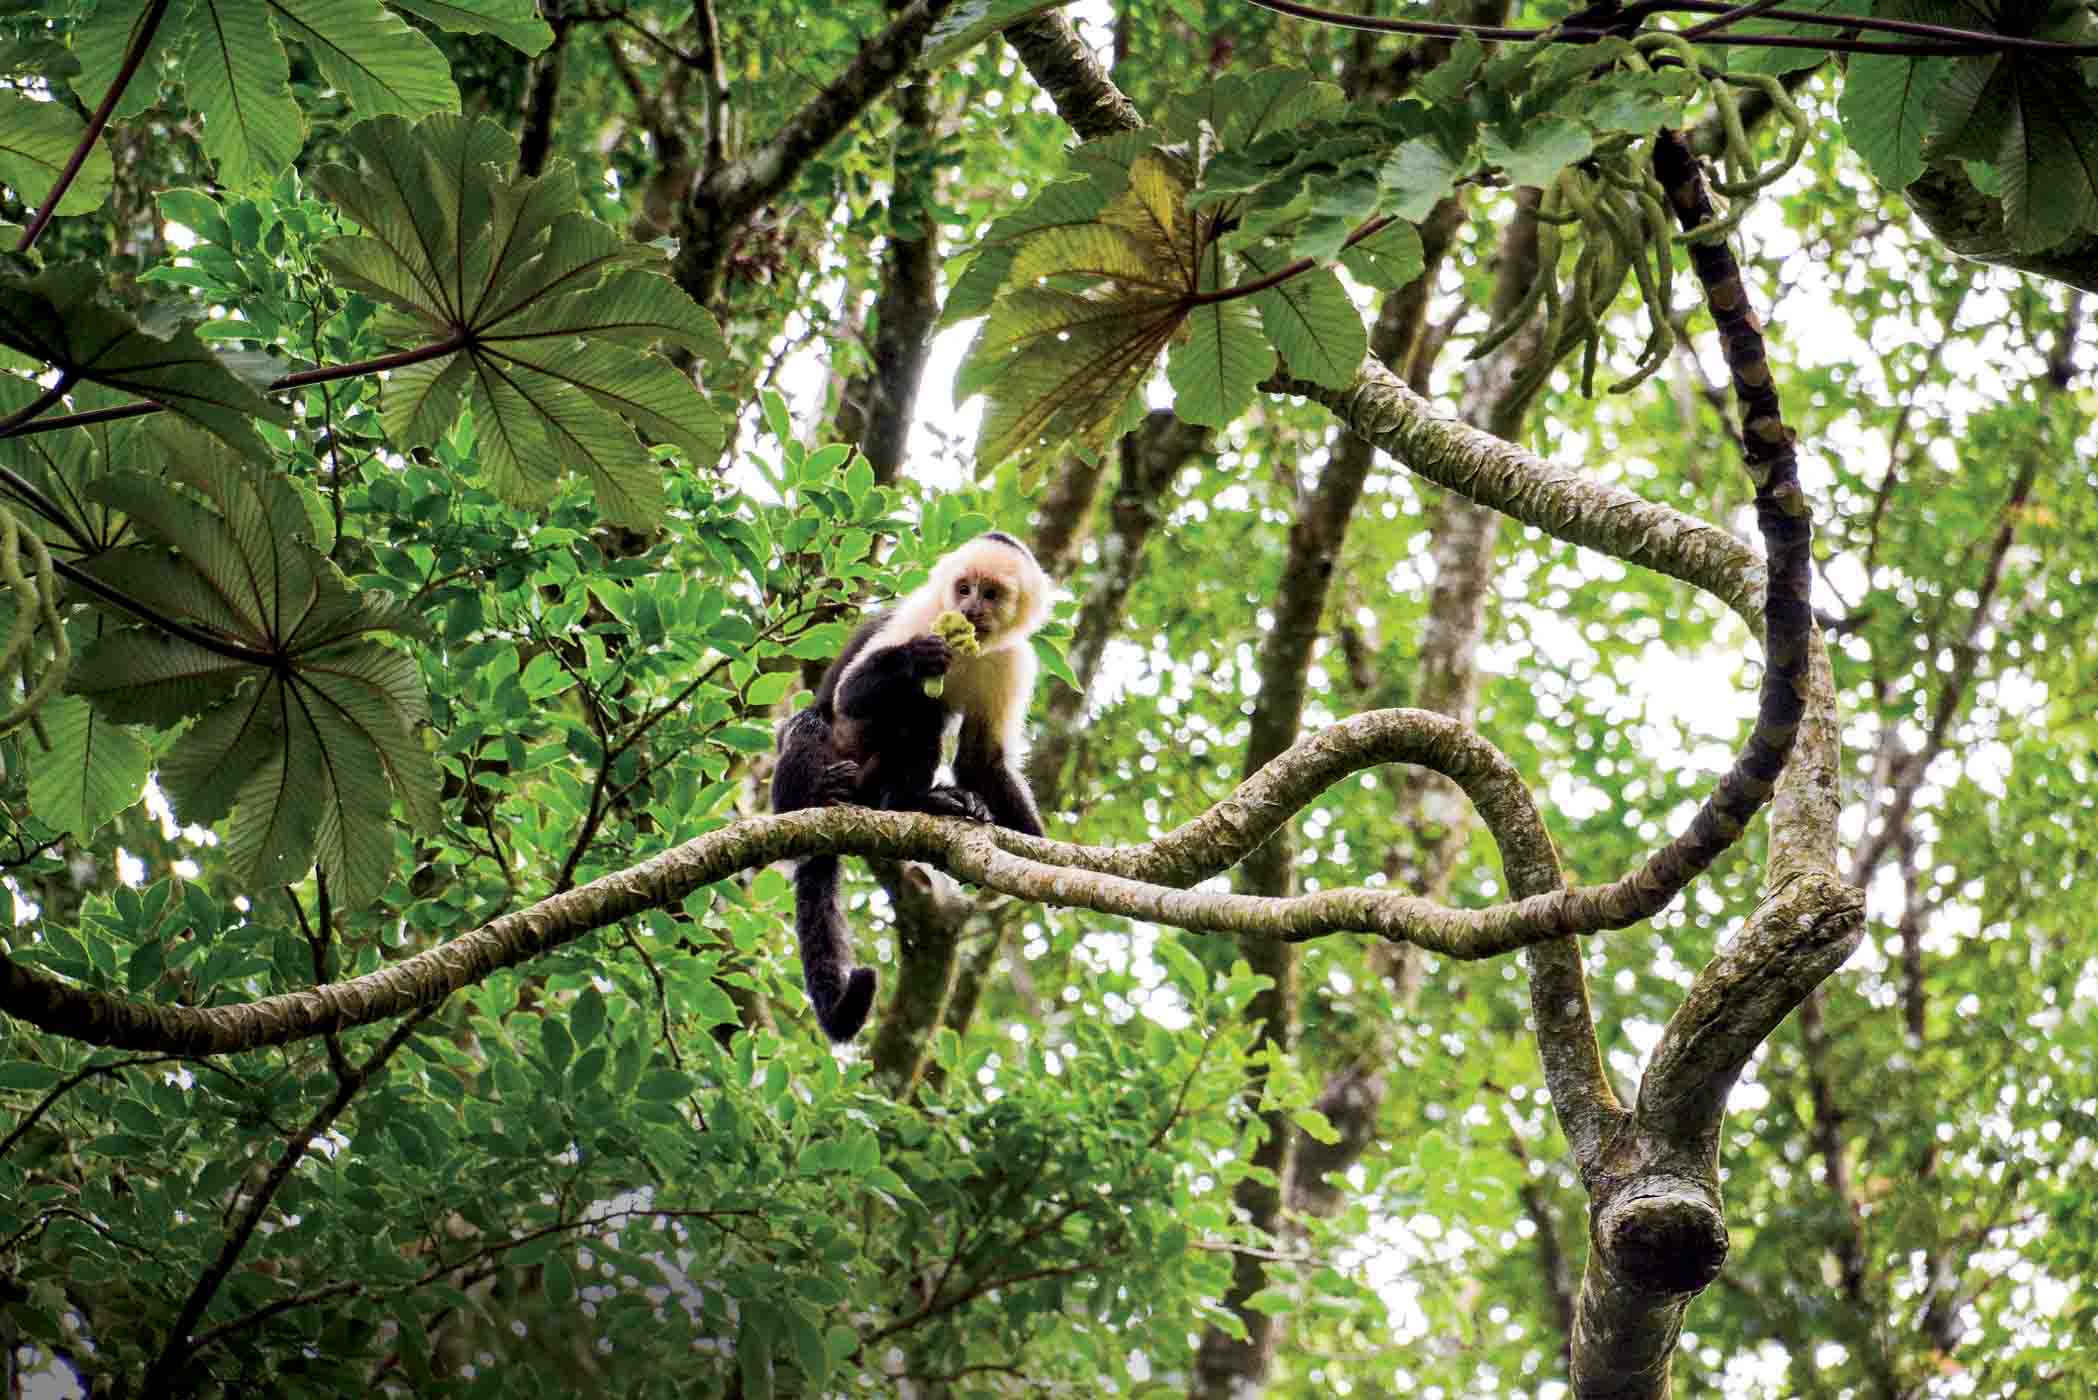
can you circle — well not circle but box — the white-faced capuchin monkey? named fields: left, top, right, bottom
left=771, top=532, right=1051, bottom=1041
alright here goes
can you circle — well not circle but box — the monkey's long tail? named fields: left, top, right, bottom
left=795, top=855, right=878, bottom=1042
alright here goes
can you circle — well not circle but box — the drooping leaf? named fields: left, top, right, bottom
left=1993, top=60, right=2098, bottom=251
left=1841, top=54, right=1954, bottom=192
left=177, top=0, right=308, bottom=189
left=312, top=114, right=726, bottom=525
left=0, top=264, right=286, bottom=461
left=69, top=0, right=185, bottom=123
left=1338, top=218, right=1426, bottom=293
left=1484, top=117, right=1594, bottom=192
left=24, top=696, right=150, bottom=836
left=1168, top=251, right=1275, bottom=428
left=268, top=0, right=460, bottom=118
left=1243, top=245, right=1366, bottom=389
left=0, top=92, right=116, bottom=217
left=1377, top=139, right=1464, bottom=222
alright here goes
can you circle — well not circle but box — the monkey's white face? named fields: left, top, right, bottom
left=951, top=566, right=1020, bottom=641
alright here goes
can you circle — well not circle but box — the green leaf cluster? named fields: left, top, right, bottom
left=1834, top=0, right=2098, bottom=251
left=315, top=114, right=729, bottom=525
left=66, top=433, right=435, bottom=903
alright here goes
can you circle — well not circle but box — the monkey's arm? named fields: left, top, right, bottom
left=955, top=714, right=1045, bottom=838
left=834, top=635, right=951, bottom=719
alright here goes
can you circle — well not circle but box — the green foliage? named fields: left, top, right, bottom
left=53, top=0, right=546, bottom=192
left=0, top=1, right=2091, bottom=1396
left=66, top=441, right=436, bottom=902
left=313, top=114, right=728, bottom=525
left=0, top=263, right=286, bottom=461
left=0, top=91, right=115, bottom=218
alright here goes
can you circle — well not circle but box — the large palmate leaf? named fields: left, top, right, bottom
left=68, top=0, right=544, bottom=187
left=63, top=437, right=435, bottom=903
left=953, top=121, right=1382, bottom=471
left=954, top=144, right=1196, bottom=473
left=25, top=696, right=150, bottom=838
left=313, top=114, right=729, bottom=526
left=0, top=91, right=116, bottom=217
left=0, top=264, right=285, bottom=462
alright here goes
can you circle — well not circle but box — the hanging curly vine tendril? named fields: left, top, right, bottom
left=1469, top=33, right=1812, bottom=398
left=0, top=504, right=70, bottom=736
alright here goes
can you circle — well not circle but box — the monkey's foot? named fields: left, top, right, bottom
left=817, top=760, right=863, bottom=806
left=922, top=785, right=994, bottom=823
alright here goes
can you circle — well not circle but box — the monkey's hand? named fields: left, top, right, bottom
left=902, top=634, right=953, bottom=685
left=817, top=760, right=862, bottom=806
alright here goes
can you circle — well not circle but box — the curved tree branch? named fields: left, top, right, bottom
left=5, top=708, right=1574, bottom=1055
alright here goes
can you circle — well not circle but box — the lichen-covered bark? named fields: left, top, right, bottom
left=0, top=709, right=1575, bottom=1054
left=1001, top=13, right=1142, bottom=141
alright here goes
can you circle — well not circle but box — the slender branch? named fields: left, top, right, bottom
left=0, top=1053, right=196, bottom=1158
left=17, top=0, right=175, bottom=251
left=0, top=708, right=1597, bottom=1054
left=144, top=1009, right=433, bottom=1388
left=1667, top=0, right=2097, bottom=51
left=1679, top=0, right=1790, bottom=40
left=186, top=1282, right=366, bottom=1357
left=675, top=0, right=959, bottom=301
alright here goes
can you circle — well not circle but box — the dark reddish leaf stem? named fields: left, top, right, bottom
left=1240, top=0, right=2098, bottom=55
left=2, top=334, right=473, bottom=440
left=17, top=0, right=174, bottom=251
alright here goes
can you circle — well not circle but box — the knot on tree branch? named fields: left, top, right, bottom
left=1594, top=1176, right=1730, bottom=1297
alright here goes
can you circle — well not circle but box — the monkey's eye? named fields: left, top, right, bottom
left=981, top=586, right=1002, bottom=603
left=956, top=582, right=972, bottom=598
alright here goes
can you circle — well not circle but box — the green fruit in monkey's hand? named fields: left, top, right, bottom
left=924, top=610, right=979, bottom=698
